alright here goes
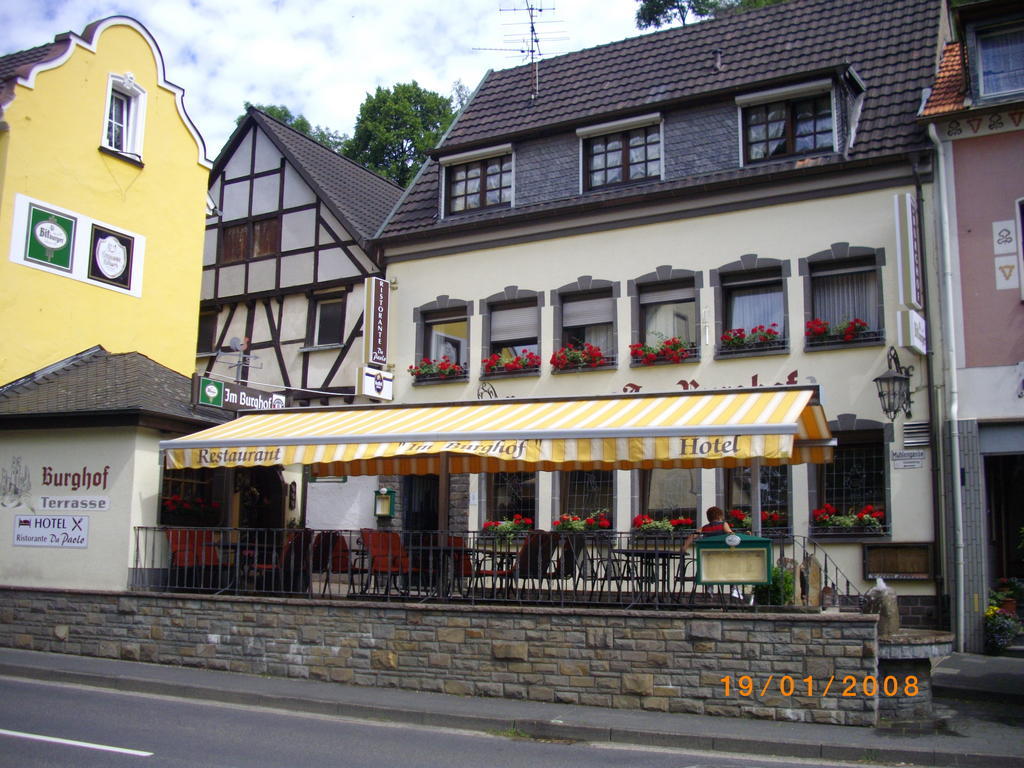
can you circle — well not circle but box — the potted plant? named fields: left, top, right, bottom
left=482, top=350, right=542, bottom=375
left=991, top=578, right=1024, bottom=615
left=550, top=342, right=609, bottom=370
left=984, top=604, right=1023, bottom=655
left=407, top=355, right=465, bottom=381
left=628, top=335, right=692, bottom=366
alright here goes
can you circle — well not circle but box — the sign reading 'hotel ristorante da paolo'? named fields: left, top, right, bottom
left=363, top=277, right=389, bottom=366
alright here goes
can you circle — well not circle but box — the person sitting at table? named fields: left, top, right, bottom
left=683, top=506, right=733, bottom=551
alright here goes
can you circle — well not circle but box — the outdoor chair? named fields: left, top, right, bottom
left=253, top=529, right=313, bottom=595
left=165, top=528, right=222, bottom=592
left=360, top=529, right=418, bottom=595
left=474, top=531, right=559, bottom=600
left=548, top=533, right=589, bottom=592
left=313, top=531, right=367, bottom=596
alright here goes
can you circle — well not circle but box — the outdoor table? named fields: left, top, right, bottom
left=612, top=546, right=690, bottom=606
left=407, top=540, right=469, bottom=600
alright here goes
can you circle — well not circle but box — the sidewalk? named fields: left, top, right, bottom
left=0, top=646, right=1021, bottom=767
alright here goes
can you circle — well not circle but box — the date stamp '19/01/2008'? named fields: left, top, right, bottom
left=719, top=675, right=920, bottom=698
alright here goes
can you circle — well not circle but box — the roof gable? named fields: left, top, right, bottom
left=0, top=16, right=209, bottom=168
left=214, top=109, right=402, bottom=247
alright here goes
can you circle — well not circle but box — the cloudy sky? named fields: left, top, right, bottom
left=0, top=1, right=647, bottom=159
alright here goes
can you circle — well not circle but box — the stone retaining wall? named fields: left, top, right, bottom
left=0, top=588, right=879, bottom=726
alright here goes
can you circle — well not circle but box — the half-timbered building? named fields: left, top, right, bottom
left=197, top=108, right=402, bottom=528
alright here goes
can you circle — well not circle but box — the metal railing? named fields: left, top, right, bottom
left=130, top=527, right=864, bottom=611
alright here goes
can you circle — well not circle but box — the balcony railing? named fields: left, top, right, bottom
left=130, top=527, right=864, bottom=611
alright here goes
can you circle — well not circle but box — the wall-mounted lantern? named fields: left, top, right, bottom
left=873, top=346, right=913, bottom=421
left=374, top=487, right=396, bottom=518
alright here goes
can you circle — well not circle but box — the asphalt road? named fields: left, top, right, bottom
left=0, top=676, right=904, bottom=768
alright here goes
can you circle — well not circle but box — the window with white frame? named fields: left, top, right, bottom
left=102, top=73, right=146, bottom=159
left=978, top=22, right=1024, bottom=97
left=312, top=297, right=345, bottom=347
left=487, top=472, right=537, bottom=522
left=414, top=299, right=471, bottom=375
left=814, top=429, right=887, bottom=532
left=561, top=291, right=614, bottom=358
left=577, top=114, right=662, bottom=192
left=642, top=468, right=699, bottom=521
left=639, top=282, right=697, bottom=348
left=441, top=145, right=514, bottom=216
left=561, top=470, right=614, bottom=524
left=485, top=298, right=540, bottom=372
left=713, top=256, right=789, bottom=354
left=736, top=81, right=834, bottom=164
left=724, top=465, right=791, bottom=533
left=801, top=244, right=884, bottom=346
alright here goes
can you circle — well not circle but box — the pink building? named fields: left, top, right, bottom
left=922, top=0, right=1024, bottom=651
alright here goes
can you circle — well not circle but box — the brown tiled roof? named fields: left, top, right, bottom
left=0, top=42, right=63, bottom=85
left=0, top=347, right=225, bottom=427
left=381, top=0, right=940, bottom=241
left=920, top=42, right=967, bottom=117
left=215, top=110, right=403, bottom=248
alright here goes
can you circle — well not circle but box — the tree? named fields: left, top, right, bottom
left=635, top=0, right=786, bottom=29
left=236, top=102, right=348, bottom=154
left=341, top=81, right=456, bottom=187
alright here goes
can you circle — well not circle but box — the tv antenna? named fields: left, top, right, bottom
left=476, top=2, right=568, bottom=100
left=220, top=336, right=262, bottom=380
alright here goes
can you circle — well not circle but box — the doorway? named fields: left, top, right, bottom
left=985, top=454, right=1024, bottom=579
left=403, top=475, right=439, bottom=532
left=240, top=466, right=285, bottom=529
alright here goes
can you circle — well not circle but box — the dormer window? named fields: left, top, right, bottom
left=737, top=81, right=834, bottom=164
left=577, top=114, right=662, bottom=192
left=101, top=73, right=146, bottom=161
left=978, top=23, right=1024, bottom=97
left=441, top=145, right=513, bottom=215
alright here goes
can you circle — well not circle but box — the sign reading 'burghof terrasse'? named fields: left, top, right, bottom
left=34, top=464, right=111, bottom=511
left=13, top=515, right=89, bottom=548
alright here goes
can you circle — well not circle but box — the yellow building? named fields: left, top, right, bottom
left=0, top=16, right=210, bottom=383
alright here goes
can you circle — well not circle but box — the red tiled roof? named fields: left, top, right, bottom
left=921, top=42, right=966, bottom=117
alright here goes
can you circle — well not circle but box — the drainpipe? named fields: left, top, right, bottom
left=928, top=122, right=965, bottom=652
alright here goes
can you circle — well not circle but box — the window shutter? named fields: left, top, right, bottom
left=562, top=296, right=613, bottom=326
left=491, top=305, right=536, bottom=342
left=639, top=285, right=694, bottom=304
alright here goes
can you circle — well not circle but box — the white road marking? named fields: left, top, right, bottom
left=0, top=727, right=153, bottom=756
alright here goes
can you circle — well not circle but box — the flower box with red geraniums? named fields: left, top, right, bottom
left=628, top=336, right=695, bottom=366
left=408, top=356, right=466, bottom=381
left=805, top=318, right=882, bottom=347
left=718, top=323, right=784, bottom=354
left=727, top=508, right=790, bottom=536
left=553, top=510, right=612, bottom=533
left=482, top=514, right=534, bottom=542
left=550, top=343, right=611, bottom=371
left=631, top=514, right=695, bottom=535
left=162, top=494, right=222, bottom=525
left=482, top=350, right=542, bottom=376
left=810, top=503, right=888, bottom=536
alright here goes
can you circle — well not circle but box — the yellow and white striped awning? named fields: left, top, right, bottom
left=161, top=387, right=833, bottom=475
